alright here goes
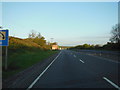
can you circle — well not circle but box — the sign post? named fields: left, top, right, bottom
left=5, top=46, right=8, bottom=70
left=0, top=30, right=9, bottom=70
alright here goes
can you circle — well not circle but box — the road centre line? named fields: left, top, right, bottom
left=79, top=59, right=85, bottom=63
left=73, top=54, right=84, bottom=63
left=103, top=77, right=120, bottom=90
left=73, top=55, right=76, bottom=58
left=27, top=51, right=62, bottom=90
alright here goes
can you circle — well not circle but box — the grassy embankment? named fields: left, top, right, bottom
left=2, top=37, right=58, bottom=79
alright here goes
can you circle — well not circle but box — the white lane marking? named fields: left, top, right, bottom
left=79, top=59, right=84, bottom=63
left=27, top=51, right=62, bottom=90
left=73, top=55, right=76, bottom=58
left=103, top=77, right=120, bottom=90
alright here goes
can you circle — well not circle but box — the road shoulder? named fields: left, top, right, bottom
left=2, top=51, right=60, bottom=88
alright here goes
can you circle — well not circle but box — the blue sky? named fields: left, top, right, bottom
left=2, top=2, right=118, bottom=46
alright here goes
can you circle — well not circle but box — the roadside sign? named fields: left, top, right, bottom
left=0, top=30, right=9, bottom=46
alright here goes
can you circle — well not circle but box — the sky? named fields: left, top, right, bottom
left=2, top=2, right=118, bottom=46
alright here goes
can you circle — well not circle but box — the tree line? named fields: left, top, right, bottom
left=70, top=24, right=120, bottom=51
left=27, top=30, right=57, bottom=50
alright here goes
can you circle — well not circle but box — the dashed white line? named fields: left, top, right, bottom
left=27, top=51, right=62, bottom=90
left=103, top=77, right=120, bottom=90
left=79, top=59, right=84, bottom=63
left=73, top=55, right=76, bottom=58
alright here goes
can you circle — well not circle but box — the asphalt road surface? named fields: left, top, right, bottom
left=28, top=50, right=120, bottom=89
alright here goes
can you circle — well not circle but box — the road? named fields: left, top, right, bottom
left=28, top=50, right=120, bottom=88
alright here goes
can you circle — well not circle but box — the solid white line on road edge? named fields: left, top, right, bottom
left=73, top=55, right=76, bottom=58
left=79, top=59, right=84, bottom=63
left=27, top=51, right=62, bottom=90
left=103, top=77, right=120, bottom=90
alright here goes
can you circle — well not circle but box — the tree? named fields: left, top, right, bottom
left=110, top=24, right=120, bottom=43
left=51, top=42, right=57, bottom=45
left=28, top=30, right=36, bottom=38
left=36, top=32, right=42, bottom=38
left=83, top=44, right=90, bottom=49
left=0, top=26, right=3, bottom=29
left=94, top=44, right=101, bottom=49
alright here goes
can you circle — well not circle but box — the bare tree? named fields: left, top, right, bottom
left=28, top=30, right=36, bottom=38
left=110, top=24, right=120, bottom=43
left=37, top=32, right=42, bottom=38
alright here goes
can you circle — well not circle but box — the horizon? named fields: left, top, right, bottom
left=8, top=35, right=109, bottom=47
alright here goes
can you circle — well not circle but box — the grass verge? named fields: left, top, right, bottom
left=2, top=48, right=58, bottom=79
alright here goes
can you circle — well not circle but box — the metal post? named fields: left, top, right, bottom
left=5, top=46, right=8, bottom=70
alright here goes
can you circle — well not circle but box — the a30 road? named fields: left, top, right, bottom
left=28, top=50, right=120, bottom=88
